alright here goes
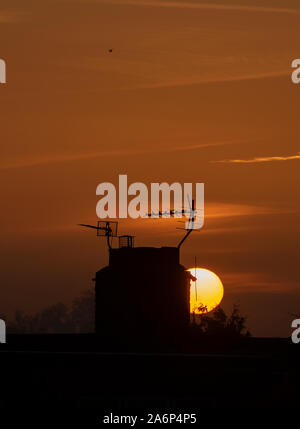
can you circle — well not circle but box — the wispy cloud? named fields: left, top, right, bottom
left=72, top=55, right=289, bottom=91
left=0, top=139, right=241, bottom=170
left=103, top=0, right=300, bottom=15
left=213, top=152, right=300, bottom=164
left=131, top=70, right=289, bottom=90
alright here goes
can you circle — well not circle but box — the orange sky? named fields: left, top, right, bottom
left=0, top=0, right=300, bottom=336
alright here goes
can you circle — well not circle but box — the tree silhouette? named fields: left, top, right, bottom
left=8, top=290, right=95, bottom=334
left=193, top=304, right=250, bottom=337
left=70, top=289, right=95, bottom=333
left=197, top=303, right=208, bottom=313
left=7, top=291, right=249, bottom=337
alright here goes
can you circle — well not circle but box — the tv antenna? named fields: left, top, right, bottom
left=146, top=195, right=200, bottom=249
left=78, top=221, right=118, bottom=249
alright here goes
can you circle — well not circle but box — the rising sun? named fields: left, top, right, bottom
left=187, top=268, right=224, bottom=314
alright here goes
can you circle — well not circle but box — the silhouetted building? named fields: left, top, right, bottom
left=95, top=242, right=194, bottom=342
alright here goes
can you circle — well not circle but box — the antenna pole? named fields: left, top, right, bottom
left=106, top=233, right=111, bottom=249
left=177, top=199, right=195, bottom=249
left=177, top=229, right=193, bottom=249
left=194, top=256, right=197, bottom=303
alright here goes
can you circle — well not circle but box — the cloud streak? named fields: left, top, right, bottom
left=0, top=139, right=241, bottom=170
left=213, top=152, right=300, bottom=164
left=103, top=0, right=300, bottom=15
left=131, top=71, right=289, bottom=90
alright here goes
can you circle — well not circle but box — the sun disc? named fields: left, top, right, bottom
left=188, top=268, right=224, bottom=314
